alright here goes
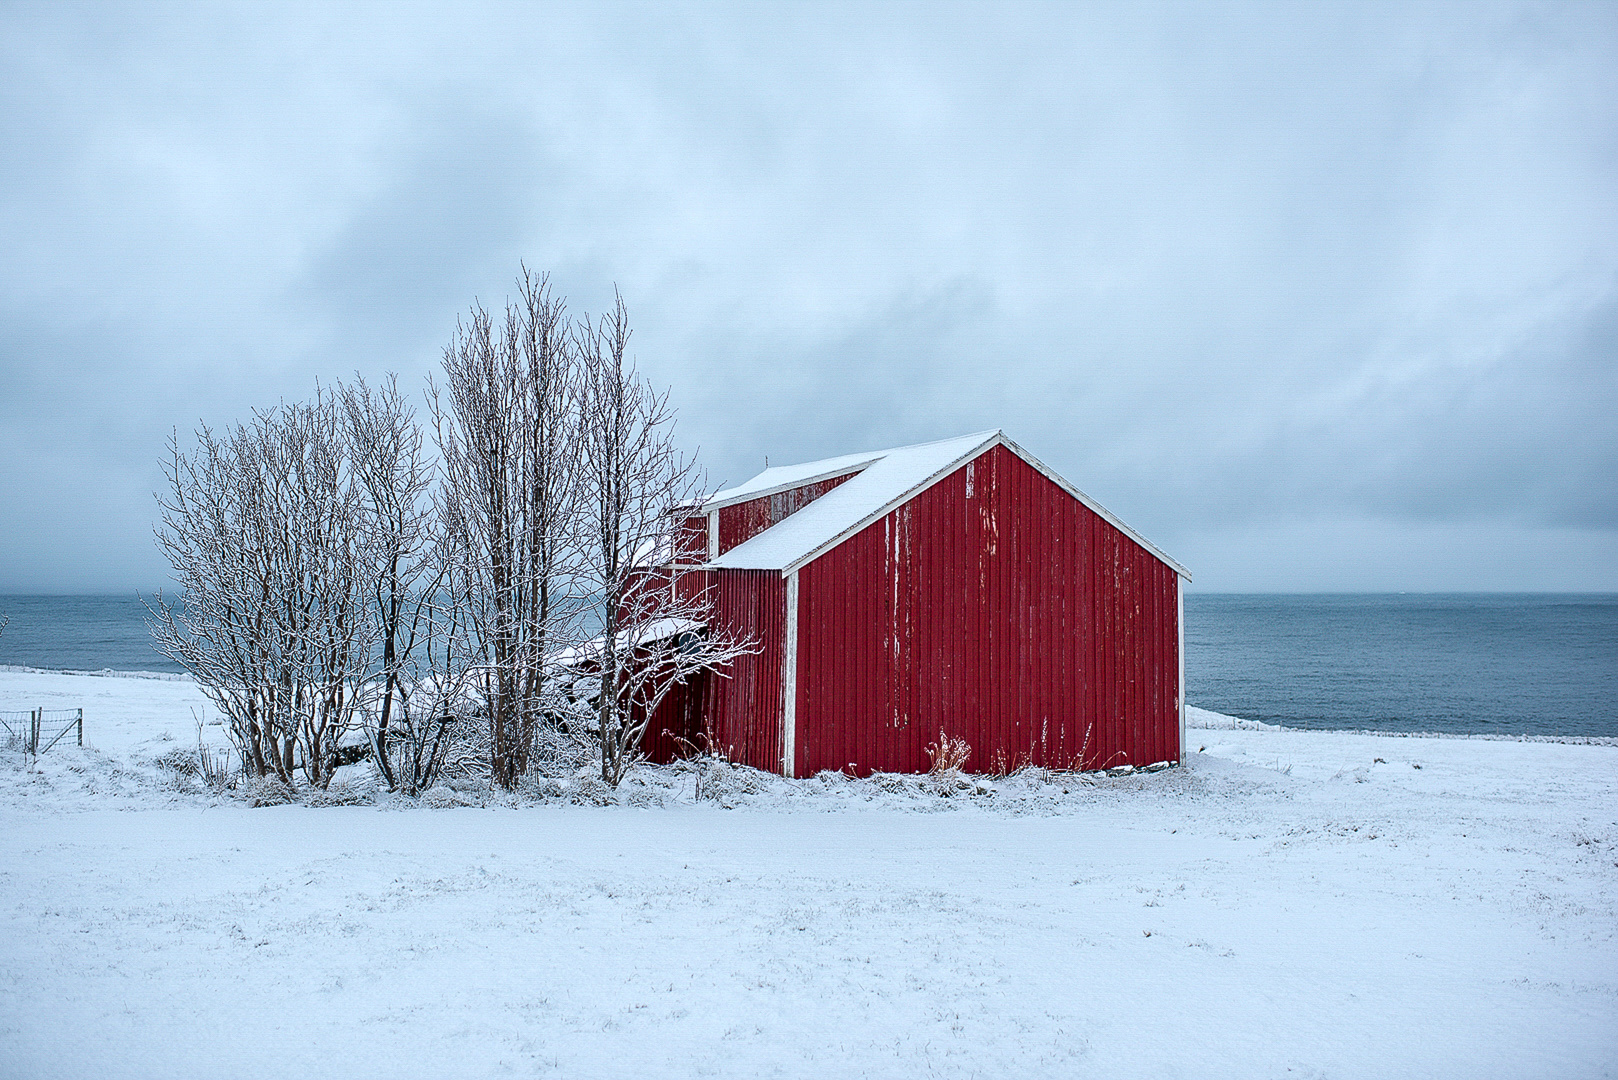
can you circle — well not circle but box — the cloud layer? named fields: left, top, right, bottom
left=1, top=1, right=1614, bottom=590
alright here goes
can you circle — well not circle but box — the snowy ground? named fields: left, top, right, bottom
left=0, top=670, right=1614, bottom=1078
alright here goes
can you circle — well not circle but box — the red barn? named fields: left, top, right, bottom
left=644, top=430, right=1191, bottom=777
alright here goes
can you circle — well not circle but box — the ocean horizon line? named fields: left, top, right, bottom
left=5, top=588, right=1618, bottom=598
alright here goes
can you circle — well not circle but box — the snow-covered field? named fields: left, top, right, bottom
left=0, top=670, right=1613, bottom=1078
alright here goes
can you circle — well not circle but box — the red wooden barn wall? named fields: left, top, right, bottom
left=793, top=444, right=1180, bottom=776
left=716, top=472, right=860, bottom=555
left=645, top=472, right=861, bottom=769
left=639, top=568, right=787, bottom=772
left=639, top=665, right=708, bottom=764
left=704, top=569, right=787, bottom=770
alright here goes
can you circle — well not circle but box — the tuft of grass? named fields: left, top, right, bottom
left=925, top=730, right=972, bottom=776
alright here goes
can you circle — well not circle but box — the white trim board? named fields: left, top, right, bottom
left=781, top=571, right=799, bottom=778
left=1178, top=575, right=1186, bottom=764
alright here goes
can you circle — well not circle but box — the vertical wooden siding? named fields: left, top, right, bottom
left=794, top=444, right=1180, bottom=776
left=638, top=568, right=786, bottom=770
left=640, top=669, right=708, bottom=765
left=716, top=472, right=861, bottom=555
left=698, top=568, right=786, bottom=772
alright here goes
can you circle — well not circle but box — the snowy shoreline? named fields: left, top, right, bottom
left=1185, top=704, right=1618, bottom=746
left=0, top=669, right=1613, bottom=1077
left=6, top=665, right=1611, bottom=744
left=0, top=662, right=192, bottom=681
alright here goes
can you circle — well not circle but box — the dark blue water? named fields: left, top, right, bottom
left=1186, top=593, right=1617, bottom=738
left=1, top=593, right=1613, bottom=736
left=0, top=594, right=182, bottom=674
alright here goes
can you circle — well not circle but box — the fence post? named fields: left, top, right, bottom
left=77, top=709, right=83, bottom=746
left=31, top=708, right=40, bottom=755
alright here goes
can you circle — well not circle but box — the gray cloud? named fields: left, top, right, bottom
left=292, top=103, right=560, bottom=360
left=1, top=0, right=1614, bottom=591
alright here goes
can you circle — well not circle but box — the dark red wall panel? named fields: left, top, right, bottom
left=640, top=668, right=708, bottom=765
left=638, top=568, right=785, bottom=771
left=699, top=569, right=786, bottom=772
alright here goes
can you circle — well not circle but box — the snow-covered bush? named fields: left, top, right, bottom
left=152, top=746, right=199, bottom=777
left=148, top=392, right=380, bottom=790
left=305, top=779, right=371, bottom=807
left=686, top=754, right=772, bottom=805
left=420, top=784, right=482, bottom=809
left=528, top=692, right=598, bottom=777
left=241, top=775, right=297, bottom=807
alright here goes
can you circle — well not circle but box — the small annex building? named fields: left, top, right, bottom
left=642, top=430, right=1191, bottom=777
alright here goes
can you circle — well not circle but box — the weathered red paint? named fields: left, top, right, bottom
left=674, top=513, right=708, bottom=563
left=641, top=440, right=1182, bottom=776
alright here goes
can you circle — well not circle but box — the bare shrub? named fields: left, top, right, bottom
left=198, top=744, right=236, bottom=792
left=382, top=702, right=491, bottom=794
left=148, top=391, right=379, bottom=789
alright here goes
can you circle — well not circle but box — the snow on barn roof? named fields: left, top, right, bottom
left=549, top=616, right=706, bottom=671
left=701, top=448, right=889, bottom=509
left=704, top=430, right=1191, bottom=579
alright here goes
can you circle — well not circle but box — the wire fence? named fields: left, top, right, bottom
left=0, top=708, right=83, bottom=755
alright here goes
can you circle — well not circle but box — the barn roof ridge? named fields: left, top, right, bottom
left=704, top=430, right=1190, bottom=581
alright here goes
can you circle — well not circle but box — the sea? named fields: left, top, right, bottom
left=0, top=592, right=1613, bottom=738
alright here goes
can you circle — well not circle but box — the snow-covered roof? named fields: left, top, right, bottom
left=550, top=617, right=706, bottom=670
left=702, top=449, right=888, bottom=510
left=704, top=430, right=1191, bottom=580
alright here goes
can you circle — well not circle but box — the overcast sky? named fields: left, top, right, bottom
left=1, top=0, right=1614, bottom=592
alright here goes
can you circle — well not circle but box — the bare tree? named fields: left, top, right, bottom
left=148, top=391, right=378, bottom=789
left=430, top=268, right=586, bottom=789
left=576, top=292, right=756, bottom=788
left=341, top=374, right=440, bottom=790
